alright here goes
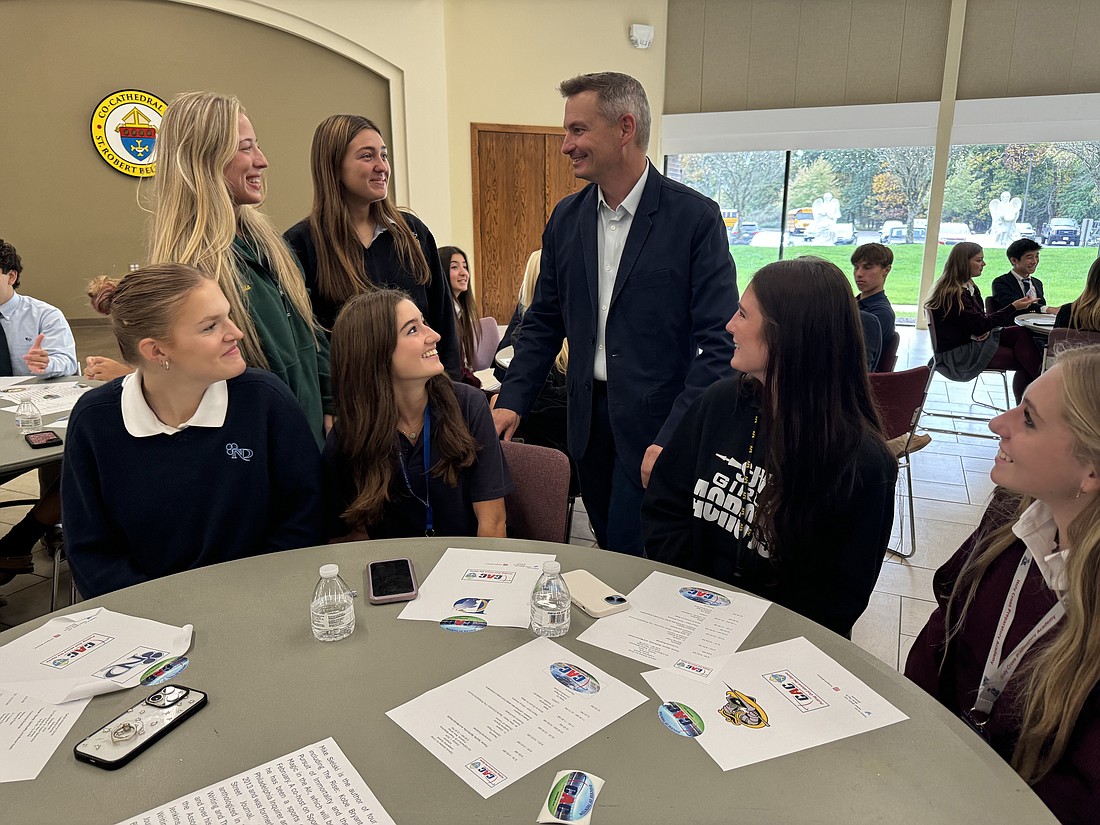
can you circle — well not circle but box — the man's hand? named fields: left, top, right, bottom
left=22, top=334, right=49, bottom=374
left=84, top=356, right=132, bottom=381
left=493, top=407, right=521, bottom=441
left=641, top=444, right=664, bottom=488
left=1011, top=295, right=1033, bottom=311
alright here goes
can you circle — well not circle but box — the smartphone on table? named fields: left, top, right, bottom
left=366, top=557, right=419, bottom=604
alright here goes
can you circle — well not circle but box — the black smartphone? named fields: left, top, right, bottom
left=74, top=685, right=207, bottom=769
left=367, top=558, right=419, bottom=604
left=24, top=430, right=62, bottom=449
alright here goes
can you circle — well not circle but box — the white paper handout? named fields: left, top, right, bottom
left=398, top=547, right=555, bottom=628
left=0, top=608, right=193, bottom=704
left=0, top=690, right=91, bottom=782
left=642, top=636, right=908, bottom=771
left=577, top=571, right=770, bottom=681
left=0, top=381, right=94, bottom=415
left=387, top=637, right=647, bottom=798
left=115, top=737, right=396, bottom=825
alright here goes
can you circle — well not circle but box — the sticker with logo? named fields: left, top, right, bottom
left=453, top=598, right=491, bottom=614
left=466, top=758, right=507, bottom=788
left=439, top=615, right=487, bottom=633
left=657, top=701, right=705, bottom=737
left=546, top=771, right=598, bottom=821
left=549, top=663, right=600, bottom=695
left=41, top=634, right=114, bottom=669
left=678, top=586, right=731, bottom=607
left=673, top=659, right=713, bottom=678
left=89, top=90, right=167, bottom=178
left=93, top=647, right=170, bottom=681
left=461, top=569, right=514, bottom=584
left=718, top=687, right=770, bottom=729
left=765, top=670, right=829, bottom=712
left=140, top=655, right=190, bottom=686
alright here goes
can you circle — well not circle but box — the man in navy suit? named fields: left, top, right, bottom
left=493, top=72, right=738, bottom=555
left=990, top=238, right=1059, bottom=316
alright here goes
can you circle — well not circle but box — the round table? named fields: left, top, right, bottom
left=1014, top=312, right=1056, bottom=335
left=0, top=538, right=1057, bottom=823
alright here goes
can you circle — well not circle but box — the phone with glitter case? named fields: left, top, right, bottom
left=74, top=685, right=207, bottom=769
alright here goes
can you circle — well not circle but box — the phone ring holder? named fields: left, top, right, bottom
left=111, top=720, right=143, bottom=742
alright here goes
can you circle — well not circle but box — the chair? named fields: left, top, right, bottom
left=471, top=317, right=501, bottom=371
left=875, top=330, right=900, bottom=372
left=920, top=310, right=1007, bottom=441
left=1043, top=327, right=1100, bottom=371
left=500, top=440, right=572, bottom=543
left=869, top=366, right=932, bottom=558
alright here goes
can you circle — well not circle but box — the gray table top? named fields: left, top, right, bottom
left=0, top=376, right=94, bottom=475
left=1, top=538, right=1057, bottom=824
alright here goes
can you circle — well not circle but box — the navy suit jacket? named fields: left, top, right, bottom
left=496, top=164, right=739, bottom=474
left=991, top=271, right=1045, bottom=313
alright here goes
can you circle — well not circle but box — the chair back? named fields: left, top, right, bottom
left=876, top=330, right=901, bottom=372
left=869, top=365, right=932, bottom=441
left=924, top=308, right=941, bottom=354
left=471, top=317, right=502, bottom=370
left=984, top=295, right=999, bottom=314
left=500, top=440, right=572, bottom=543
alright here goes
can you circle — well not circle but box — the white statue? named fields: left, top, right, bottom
left=811, top=192, right=841, bottom=246
left=989, top=191, right=1022, bottom=247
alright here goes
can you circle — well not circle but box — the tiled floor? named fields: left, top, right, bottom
left=0, top=324, right=1006, bottom=674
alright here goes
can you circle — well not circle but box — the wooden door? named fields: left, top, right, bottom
left=471, top=124, right=586, bottom=322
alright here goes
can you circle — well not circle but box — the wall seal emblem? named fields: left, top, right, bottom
left=90, top=90, right=167, bottom=177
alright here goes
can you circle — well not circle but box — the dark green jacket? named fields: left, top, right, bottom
left=233, top=235, right=332, bottom=446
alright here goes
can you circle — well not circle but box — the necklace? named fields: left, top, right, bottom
left=742, top=414, right=759, bottom=473
left=398, top=425, right=421, bottom=441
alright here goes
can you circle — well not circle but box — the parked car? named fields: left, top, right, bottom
left=939, top=222, right=971, bottom=245
left=1042, top=218, right=1080, bottom=246
left=886, top=225, right=927, bottom=244
left=1015, top=222, right=1037, bottom=241
left=749, top=229, right=782, bottom=247
left=734, top=221, right=759, bottom=245
left=833, top=223, right=855, bottom=244
left=879, top=220, right=904, bottom=243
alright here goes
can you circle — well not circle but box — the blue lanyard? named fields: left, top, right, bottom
left=397, top=406, right=434, bottom=537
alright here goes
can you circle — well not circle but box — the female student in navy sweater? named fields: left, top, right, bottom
left=63, top=264, right=322, bottom=598
left=322, top=290, right=509, bottom=540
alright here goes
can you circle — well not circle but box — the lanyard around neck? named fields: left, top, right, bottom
left=968, top=550, right=1064, bottom=724
left=397, top=406, right=434, bottom=537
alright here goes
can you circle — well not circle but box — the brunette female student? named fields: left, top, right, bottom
left=439, top=245, right=482, bottom=379
left=642, top=256, right=897, bottom=637
left=925, top=241, right=1039, bottom=405
left=284, top=114, right=461, bottom=378
left=64, top=265, right=322, bottom=598
left=84, top=91, right=331, bottom=444
left=1055, top=256, right=1100, bottom=332
left=322, top=290, right=510, bottom=540
left=906, top=345, right=1100, bottom=825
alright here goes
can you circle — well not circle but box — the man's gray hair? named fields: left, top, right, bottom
left=559, top=72, right=651, bottom=150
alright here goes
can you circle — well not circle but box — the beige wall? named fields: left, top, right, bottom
left=2, top=0, right=390, bottom=320
left=666, top=0, right=1100, bottom=113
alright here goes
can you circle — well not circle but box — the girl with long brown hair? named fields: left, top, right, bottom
left=906, top=345, right=1100, bottom=824
left=322, top=290, right=509, bottom=540
left=284, top=114, right=461, bottom=378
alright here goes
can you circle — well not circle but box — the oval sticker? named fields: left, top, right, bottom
left=439, top=615, right=487, bottom=633
left=657, top=701, right=705, bottom=737
left=549, top=663, right=600, bottom=694
left=140, top=655, right=189, bottom=686
left=678, top=586, right=730, bottom=607
left=547, top=770, right=597, bottom=821
left=453, top=597, right=491, bottom=614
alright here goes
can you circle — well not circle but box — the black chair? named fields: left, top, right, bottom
left=876, top=330, right=901, bottom=373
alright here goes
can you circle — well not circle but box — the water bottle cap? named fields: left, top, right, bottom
left=319, top=564, right=339, bottom=578
left=543, top=561, right=561, bottom=574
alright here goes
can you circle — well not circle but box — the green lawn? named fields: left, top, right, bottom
left=729, top=244, right=1098, bottom=316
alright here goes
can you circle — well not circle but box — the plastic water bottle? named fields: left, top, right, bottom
left=530, top=561, right=571, bottom=637
left=310, top=564, right=355, bottom=642
left=14, top=400, right=42, bottom=434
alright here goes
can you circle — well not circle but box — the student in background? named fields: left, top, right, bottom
left=906, top=345, right=1100, bottom=825
left=1055, top=257, right=1100, bottom=332
left=83, top=91, right=331, bottom=445
left=991, top=238, right=1058, bottom=316
left=852, top=242, right=896, bottom=370
left=925, top=242, right=1039, bottom=405
left=64, top=264, right=322, bottom=598
left=284, top=114, right=461, bottom=378
left=642, top=257, right=897, bottom=637
left=439, top=245, right=483, bottom=385
left=322, top=290, right=510, bottom=541
left=0, top=238, right=78, bottom=583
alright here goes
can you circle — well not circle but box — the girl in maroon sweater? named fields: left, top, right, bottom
left=905, top=345, right=1100, bottom=824
left=926, top=241, right=1039, bottom=403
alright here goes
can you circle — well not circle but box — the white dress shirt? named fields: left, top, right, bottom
left=0, top=291, right=79, bottom=378
left=1013, top=499, right=1068, bottom=594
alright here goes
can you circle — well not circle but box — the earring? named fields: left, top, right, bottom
left=1078, top=487, right=1083, bottom=500
left=163, top=360, right=170, bottom=372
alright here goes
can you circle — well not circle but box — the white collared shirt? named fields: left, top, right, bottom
left=121, top=372, right=229, bottom=437
left=0, top=291, right=79, bottom=378
left=1011, top=270, right=1038, bottom=301
left=593, top=163, right=650, bottom=381
left=1012, top=499, right=1068, bottom=593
